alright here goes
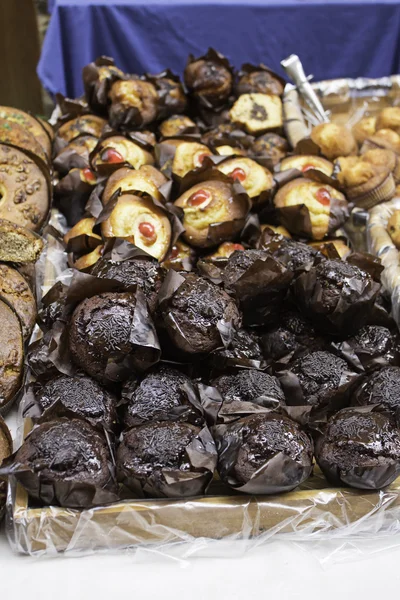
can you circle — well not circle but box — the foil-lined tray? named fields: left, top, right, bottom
left=8, top=75, right=400, bottom=556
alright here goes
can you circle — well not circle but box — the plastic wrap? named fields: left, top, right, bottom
left=8, top=75, right=400, bottom=558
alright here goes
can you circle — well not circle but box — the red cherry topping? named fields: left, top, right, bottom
left=316, top=188, right=331, bottom=206
left=301, top=163, right=316, bottom=173
left=228, top=167, right=246, bottom=182
left=194, top=152, right=209, bottom=167
left=169, top=245, right=180, bottom=259
left=138, top=222, right=156, bottom=239
left=233, top=243, right=245, bottom=251
left=187, top=189, right=211, bottom=207
left=101, top=148, right=124, bottom=163
left=82, top=168, right=96, bottom=183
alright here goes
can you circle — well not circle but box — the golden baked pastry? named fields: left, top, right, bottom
left=0, top=106, right=51, bottom=159
left=376, top=107, right=400, bottom=133
left=274, top=178, right=348, bottom=240
left=174, top=180, right=248, bottom=247
left=310, top=123, right=357, bottom=160
left=108, top=79, right=158, bottom=127
left=336, top=152, right=395, bottom=209
left=101, top=193, right=171, bottom=260
left=91, top=136, right=154, bottom=170
left=352, top=116, right=376, bottom=145
left=102, top=165, right=168, bottom=204
left=0, top=143, right=49, bottom=231
left=0, top=220, right=43, bottom=262
left=184, top=51, right=233, bottom=108
left=161, top=239, right=196, bottom=271
left=53, top=135, right=98, bottom=175
left=387, top=210, right=400, bottom=248
left=309, top=239, right=350, bottom=258
left=236, top=65, right=284, bottom=96
left=205, top=241, right=244, bottom=261
left=216, top=157, right=274, bottom=200
left=73, top=245, right=105, bottom=271
left=260, top=224, right=291, bottom=237
left=159, top=115, right=197, bottom=138
left=57, top=115, right=107, bottom=143
left=280, top=155, right=334, bottom=176
left=0, top=298, right=23, bottom=410
left=215, top=145, right=247, bottom=157
left=362, top=129, right=400, bottom=154
left=0, top=119, right=48, bottom=166
left=0, top=264, right=36, bottom=339
left=158, top=139, right=213, bottom=178
left=230, top=93, right=283, bottom=134
left=63, top=217, right=102, bottom=248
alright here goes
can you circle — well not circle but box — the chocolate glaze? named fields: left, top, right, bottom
left=316, top=407, right=400, bottom=489
left=33, top=374, right=118, bottom=432
left=161, top=273, right=241, bottom=354
left=354, top=366, right=400, bottom=415
left=212, top=370, right=285, bottom=408
left=91, top=257, right=165, bottom=314
left=122, top=365, right=203, bottom=428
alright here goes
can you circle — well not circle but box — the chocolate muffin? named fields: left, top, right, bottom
left=278, top=350, right=359, bottom=413
left=214, top=413, right=313, bottom=493
left=69, top=291, right=159, bottom=383
left=0, top=264, right=36, bottom=340
left=294, top=259, right=381, bottom=337
left=261, top=309, right=320, bottom=362
left=91, top=255, right=165, bottom=314
left=354, top=366, right=400, bottom=417
left=315, top=408, right=400, bottom=489
left=212, top=370, right=285, bottom=410
left=117, top=421, right=217, bottom=498
left=259, top=235, right=324, bottom=274
left=210, top=327, right=264, bottom=369
left=10, top=419, right=116, bottom=507
left=30, top=374, right=118, bottom=432
left=0, top=299, right=23, bottom=412
left=122, top=365, right=203, bottom=428
left=160, top=272, right=241, bottom=354
left=222, top=249, right=293, bottom=326
left=334, top=326, right=398, bottom=373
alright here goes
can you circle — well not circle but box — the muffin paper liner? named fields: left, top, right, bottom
left=146, top=69, right=187, bottom=120
left=53, top=137, right=95, bottom=175
left=117, top=425, right=217, bottom=498
left=54, top=169, right=98, bottom=226
left=82, top=56, right=123, bottom=113
left=0, top=419, right=119, bottom=509
left=213, top=417, right=313, bottom=494
left=185, top=48, right=234, bottom=112
left=292, top=260, right=381, bottom=337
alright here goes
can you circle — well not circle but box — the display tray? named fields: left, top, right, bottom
left=8, top=77, right=400, bottom=556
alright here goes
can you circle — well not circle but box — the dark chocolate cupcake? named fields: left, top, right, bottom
left=278, top=350, right=360, bottom=414
left=293, top=259, right=381, bottom=337
left=159, top=272, right=241, bottom=354
left=333, top=326, right=399, bottom=373
left=222, top=249, right=293, bottom=327
left=91, top=255, right=166, bottom=314
left=261, top=309, right=321, bottom=362
left=259, top=234, right=324, bottom=274
left=184, top=49, right=233, bottom=109
left=212, top=370, right=285, bottom=410
left=27, top=374, right=118, bottom=432
left=354, top=366, right=400, bottom=418
left=209, top=326, right=265, bottom=370
left=315, top=407, right=400, bottom=489
left=214, top=413, right=313, bottom=494
left=6, top=419, right=117, bottom=508
left=117, top=421, right=217, bottom=498
left=122, top=365, right=203, bottom=428
left=69, top=291, right=159, bottom=384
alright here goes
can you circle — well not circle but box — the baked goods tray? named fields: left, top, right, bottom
left=5, top=212, right=400, bottom=557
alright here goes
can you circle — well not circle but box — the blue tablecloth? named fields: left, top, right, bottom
left=39, top=0, right=400, bottom=98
